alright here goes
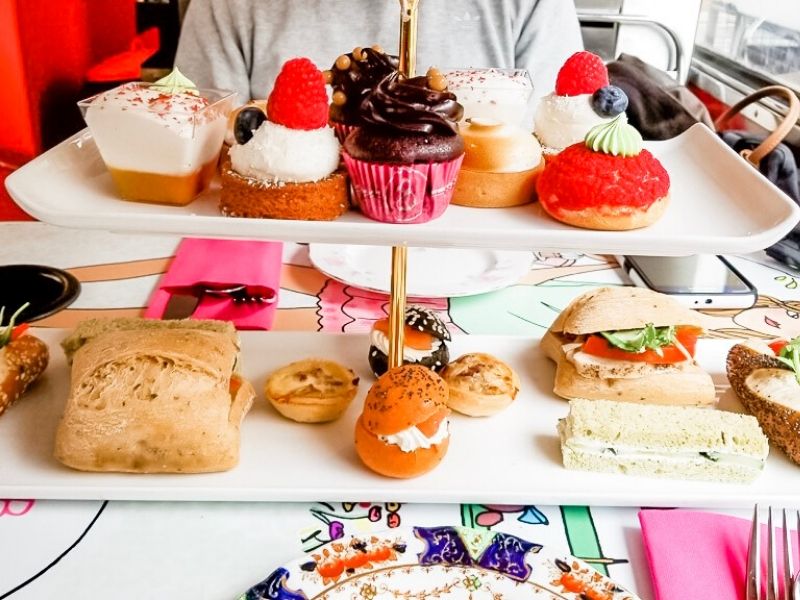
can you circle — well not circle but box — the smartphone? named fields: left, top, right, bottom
left=617, top=255, right=757, bottom=309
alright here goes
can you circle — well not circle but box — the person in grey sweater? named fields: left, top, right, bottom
left=175, top=0, right=583, bottom=104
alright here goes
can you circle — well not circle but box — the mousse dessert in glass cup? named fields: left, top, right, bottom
left=442, top=68, right=533, bottom=127
left=78, top=68, right=234, bottom=206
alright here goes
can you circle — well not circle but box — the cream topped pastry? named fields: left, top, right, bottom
left=534, top=52, right=627, bottom=155
left=444, top=68, right=533, bottom=127
left=368, top=305, right=451, bottom=377
left=219, top=57, right=348, bottom=221
left=80, top=68, right=234, bottom=205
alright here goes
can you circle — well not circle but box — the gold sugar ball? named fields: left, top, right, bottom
left=332, top=90, right=347, bottom=106
left=335, top=55, right=351, bottom=70
left=322, top=70, right=333, bottom=84
left=352, top=46, right=365, bottom=61
left=426, top=66, right=442, bottom=78
left=427, top=74, right=448, bottom=92
left=371, top=44, right=384, bottom=53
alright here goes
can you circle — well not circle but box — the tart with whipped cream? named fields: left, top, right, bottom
left=534, top=52, right=626, bottom=157
left=368, top=305, right=450, bottom=377
left=220, top=58, right=348, bottom=220
left=80, top=68, right=234, bottom=206
left=451, top=118, right=543, bottom=208
left=354, top=364, right=450, bottom=478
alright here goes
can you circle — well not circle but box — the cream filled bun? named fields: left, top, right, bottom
left=368, top=306, right=450, bottom=377
left=452, top=118, right=543, bottom=208
left=354, top=365, right=450, bottom=478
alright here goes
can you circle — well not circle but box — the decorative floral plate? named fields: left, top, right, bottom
left=238, top=526, right=640, bottom=600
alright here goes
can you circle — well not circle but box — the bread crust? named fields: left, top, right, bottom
left=354, top=415, right=448, bottom=478
left=441, top=353, right=519, bottom=416
left=265, top=359, right=359, bottom=423
left=548, top=286, right=703, bottom=335
left=0, top=335, right=49, bottom=417
left=54, top=326, right=254, bottom=473
left=361, top=365, right=448, bottom=435
left=727, top=343, right=800, bottom=465
left=552, top=353, right=716, bottom=406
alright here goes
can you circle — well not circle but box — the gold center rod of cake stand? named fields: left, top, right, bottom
left=387, top=0, right=419, bottom=370
left=398, top=0, right=419, bottom=77
left=388, top=245, right=408, bottom=369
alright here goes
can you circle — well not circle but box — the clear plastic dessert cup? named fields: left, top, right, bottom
left=442, top=68, right=534, bottom=128
left=78, top=83, right=235, bottom=206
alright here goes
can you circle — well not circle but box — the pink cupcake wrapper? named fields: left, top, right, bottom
left=332, top=123, right=359, bottom=144
left=342, top=153, right=464, bottom=224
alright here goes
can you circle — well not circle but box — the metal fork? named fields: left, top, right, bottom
left=747, top=506, right=800, bottom=600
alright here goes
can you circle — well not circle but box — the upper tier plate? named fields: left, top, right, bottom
left=7, top=124, right=799, bottom=254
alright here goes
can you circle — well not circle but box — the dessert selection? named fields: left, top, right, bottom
left=79, top=67, right=234, bottom=206
left=265, top=358, right=359, bottom=423
left=54, top=318, right=254, bottom=474
left=0, top=304, right=49, bottom=418
left=368, top=305, right=451, bottom=377
left=533, top=51, right=624, bottom=157
left=443, top=68, right=534, bottom=127
left=727, top=338, right=800, bottom=465
left=558, top=398, right=769, bottom=483
left=441, top=353, right=519, bottom=417
left=536, top=112, right=670, bottom=231
left=451, top=118, right=543, bottom=208
left=324, top=45, right=400, bottom=142
left=354, top=364, right=450, bottom=478
left=342, top=68, right=465, bottom=223
left=541, top=287, right=716, bottom=406
left=220, top=57, right=348, bottom=220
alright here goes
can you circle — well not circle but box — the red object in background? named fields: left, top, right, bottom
left=689, top=83, right=747, bottom=130
left=86, top=27, right=159, bottom=83
left=0, top=0, right=144, bottom=221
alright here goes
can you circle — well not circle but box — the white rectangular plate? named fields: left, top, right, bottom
left=2, top=329, right=799, bottom=507
left=7, top=124, right=799, bottom=255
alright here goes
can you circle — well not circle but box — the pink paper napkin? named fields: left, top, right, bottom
left=639, top=508, right=799, bottom=600
left=145, top=238, right=282, bottom=330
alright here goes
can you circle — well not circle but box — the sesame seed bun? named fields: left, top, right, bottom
left=360, top=365, right=448, bottom=435
left=355, top=365, right=450, bottom=478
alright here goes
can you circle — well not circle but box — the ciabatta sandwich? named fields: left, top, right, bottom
left=0, top=304, right=49, bottom=417
left=541, top=287, right=715, bottom=406
left=727, top=338, right=800, bottom=465
left=559, top=399, right=768, bottom=483
left=55, top=317, right=254, bottom=474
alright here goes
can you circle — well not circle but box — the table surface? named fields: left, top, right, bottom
left=3, top=222, right=800, bottom=599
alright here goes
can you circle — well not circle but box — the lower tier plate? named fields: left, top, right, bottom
left=1, top=329, right=798, bottom=506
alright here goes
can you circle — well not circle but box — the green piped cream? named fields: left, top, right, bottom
left=152, top=67, right=199, bottom=95
left=585, top=114, right=642, bottom=157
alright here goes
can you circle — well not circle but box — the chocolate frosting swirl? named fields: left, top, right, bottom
left=329, top=48, right=399, bottom=123
left=359, top=73, right=464, bottom=136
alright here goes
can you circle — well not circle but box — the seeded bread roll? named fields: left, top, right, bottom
left=0, top=335, right=49, bottom=417
left=727, top=343, right=800, bottom=465
left=54, top=321, right=254, bottom=473
left=559, top=399, right=769, bottom=483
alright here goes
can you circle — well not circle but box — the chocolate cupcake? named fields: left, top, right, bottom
left=342, top=69, right=465, bottom=224
left=368, top=305, right=451, bottom=377
left=325, top=45, right=399, bottom=143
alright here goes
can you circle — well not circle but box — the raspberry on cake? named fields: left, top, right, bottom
left=220, top=58, right=348, bottom=221
left=536, top=115, right=670, bottom=231
left=534, top=51, right=627, bottom=156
